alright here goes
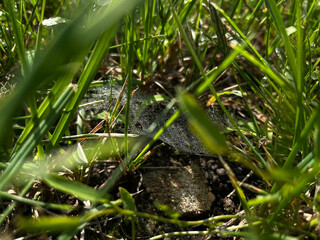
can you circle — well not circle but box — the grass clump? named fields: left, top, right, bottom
left=0, top=0, right=320, bottom=239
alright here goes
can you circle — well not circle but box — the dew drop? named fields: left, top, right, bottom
left=311, top=70, right=319, bottom=80
left=261, top=76, right=269, bottom=87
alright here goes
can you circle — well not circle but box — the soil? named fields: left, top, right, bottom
left=85, top=141, right=264, bottom=239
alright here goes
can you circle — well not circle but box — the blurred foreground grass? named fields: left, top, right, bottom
left=0, top=0, right=320, bottom=239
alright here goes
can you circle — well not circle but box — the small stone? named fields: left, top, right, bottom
left=216, top=168, right=226, bottom=176
left=212, top=164, right=219, bottom=169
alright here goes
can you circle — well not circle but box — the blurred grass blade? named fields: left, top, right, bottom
left=248, top=193, right=281, bottom=206
left=43, top=174, right=109, bottom=203
left=177, top=92, right=227, bottom=155
left=0, top=179, right=34, bottom=226
left=0, top=84, right=77, bottom=191
left=17, top=216, right=83, bottom=233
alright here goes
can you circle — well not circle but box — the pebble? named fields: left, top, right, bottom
left=216, top=168, right=226, bottom=176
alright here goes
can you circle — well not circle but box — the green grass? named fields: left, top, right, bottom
left=0, top=0, right=320, bottom=239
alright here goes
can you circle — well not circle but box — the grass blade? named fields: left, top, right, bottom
left=43, top=174, right=109, bottom=203
left=17, top=216, right=83, bottom=233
